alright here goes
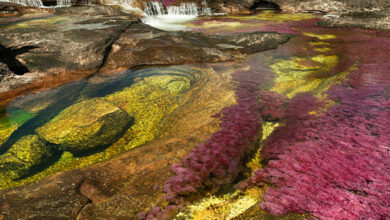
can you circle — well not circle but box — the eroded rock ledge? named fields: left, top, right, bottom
left=0, top=4, right=290, bottom=107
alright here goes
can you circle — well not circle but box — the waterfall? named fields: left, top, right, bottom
left=167, top=3, right=198, bottom=16
left=6, top=0, right=43, bottom=7
left=56, top=0, right=72, bottom=6
left=142, top=1, right=212, bottom=31
left=144, top=1, right=167, bottom=16
left=143, top=1, right=212, bottom=16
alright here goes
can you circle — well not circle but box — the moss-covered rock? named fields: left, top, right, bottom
left=36, top=98, right=131, bottom=152
left=0, top=135, right=50, bottom=179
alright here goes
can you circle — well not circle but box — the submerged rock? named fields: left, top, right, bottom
left=36, top=98, right=131, bottom=152
left=0, top=135, right=51, bottom=179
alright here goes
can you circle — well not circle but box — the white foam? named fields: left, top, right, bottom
left=142, top=14, right=196, bottom=31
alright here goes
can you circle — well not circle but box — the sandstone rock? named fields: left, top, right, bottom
left=0, top=6, right=137, bottom=106
left=0, top=62, right=12, bottom=82
left=0, top=135, right=51, bottom=179
left=0, top=2, right=21, bottom=17
left=318, top=9, right=390, bottom=30
left=0, top=62, right=235, bottom=219
left=100, top=23, right=290, bottom=74
left=36, top=98, right=131, bottom=152
left=272, top=0, right=390, bottom=13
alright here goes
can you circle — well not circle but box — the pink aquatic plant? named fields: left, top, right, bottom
left=163, top=87, right=262, bottom=201
left=139, top=67, right=267, bottom=219
left=253, top=86, right=390, bottom=219
left=257, top=91, right=289, bottom=121
left=251, top=29, right=390, bottom=218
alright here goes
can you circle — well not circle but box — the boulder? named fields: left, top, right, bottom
left=36, top=98, right=131, bottom=152
left=99, top=23, right=290, bottom=74
left=0, top=6, right=138, bottom=106
left=0, top=135, right=51, bottom=179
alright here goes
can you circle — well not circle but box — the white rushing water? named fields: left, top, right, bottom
left=142, top=14, right=196, bottom=31
left=144, top=1, right=211, bottom=16
left=4, top=0, right=43, bottom=7
left=56, top=0, right=71, bottom=6
left=142, top=1, right=212, bottom=31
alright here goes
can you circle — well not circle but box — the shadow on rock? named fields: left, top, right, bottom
left=0, top=44, right=38, bottom=75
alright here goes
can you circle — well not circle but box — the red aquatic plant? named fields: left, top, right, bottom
left=253, top=85, right=390, bottom=219
left=257, top=91, right=289, bottom=121
left=139, top=68, right=266, bottom=219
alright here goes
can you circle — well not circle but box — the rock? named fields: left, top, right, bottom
left=0, top=2, right=21, bottom=17
left=0, top=62, right=235, bottom=219
left=318, top=9, right=390, bottom=30
left=52, top=5, right=136, bottom=17
left=271, top=0, right=390, bottom=13
left=0, top=2, right=52, bottom=17
left=0, top=62, right=12, bottom=82
left=99, top=23, right=290, bottom=74
left=36, top=98, right=131, bottom=152
left=0, top=6, right=138, bottom=106
left=0, top=135, right=51, bottom=179
left=268, top=0, right=390, bottom=30
left=211, top=31, right=292, bottom=54
left=206, top=0, right=256, bottom=14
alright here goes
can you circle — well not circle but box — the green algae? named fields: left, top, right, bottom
left=0, top=135, right=51, bottom=180
left=0, top=109, right=35, bottom=146
left=270, top=55, right=343, bottom=98
left=104, top=73, right=192, bottom=155
left=36, top=98, right=131, bottom=152
left=0, top=68, right=194, bottom=190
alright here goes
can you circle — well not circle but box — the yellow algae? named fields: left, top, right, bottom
left=270, top=55, right=341, bottom=98
left=314, top=47, right=332, bottom=52
left=224, top=11, right=316, bottom=22
left=176, top=188, right=263, bottom=220
left=303, top=32, right=337, bottom=40
left=247, top=122, right=281, bottom=171
left=0, top=70, right=194, bottom=190
left=188, top=20, right=254, bottom=34
left=6, top=16, right=72, bottom=29
left=310, top=41, right=331, bottom=46
left=0, top=135, right=50, bottom=180
left=195, top=21, right=243, bottom=29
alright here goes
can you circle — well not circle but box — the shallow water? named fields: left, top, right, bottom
left=0, top=10, right=389, bottom=219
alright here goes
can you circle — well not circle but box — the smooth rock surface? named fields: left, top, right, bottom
left=0, top=64, right=235, bottom=219
left=100, top=22, right=290, bottom=74
left=0, top=5, right=137, bottom=106
left=36, top=98, right=131, bottom=152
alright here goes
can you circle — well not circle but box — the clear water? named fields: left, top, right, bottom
left=0, top=10, right=389, bottom=219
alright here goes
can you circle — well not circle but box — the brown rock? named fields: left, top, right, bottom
left=0, top=6, right=137, bottom=106
left=0, top=63, right=235, bottom=219
left=99, top=23, right=290, bottom=75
